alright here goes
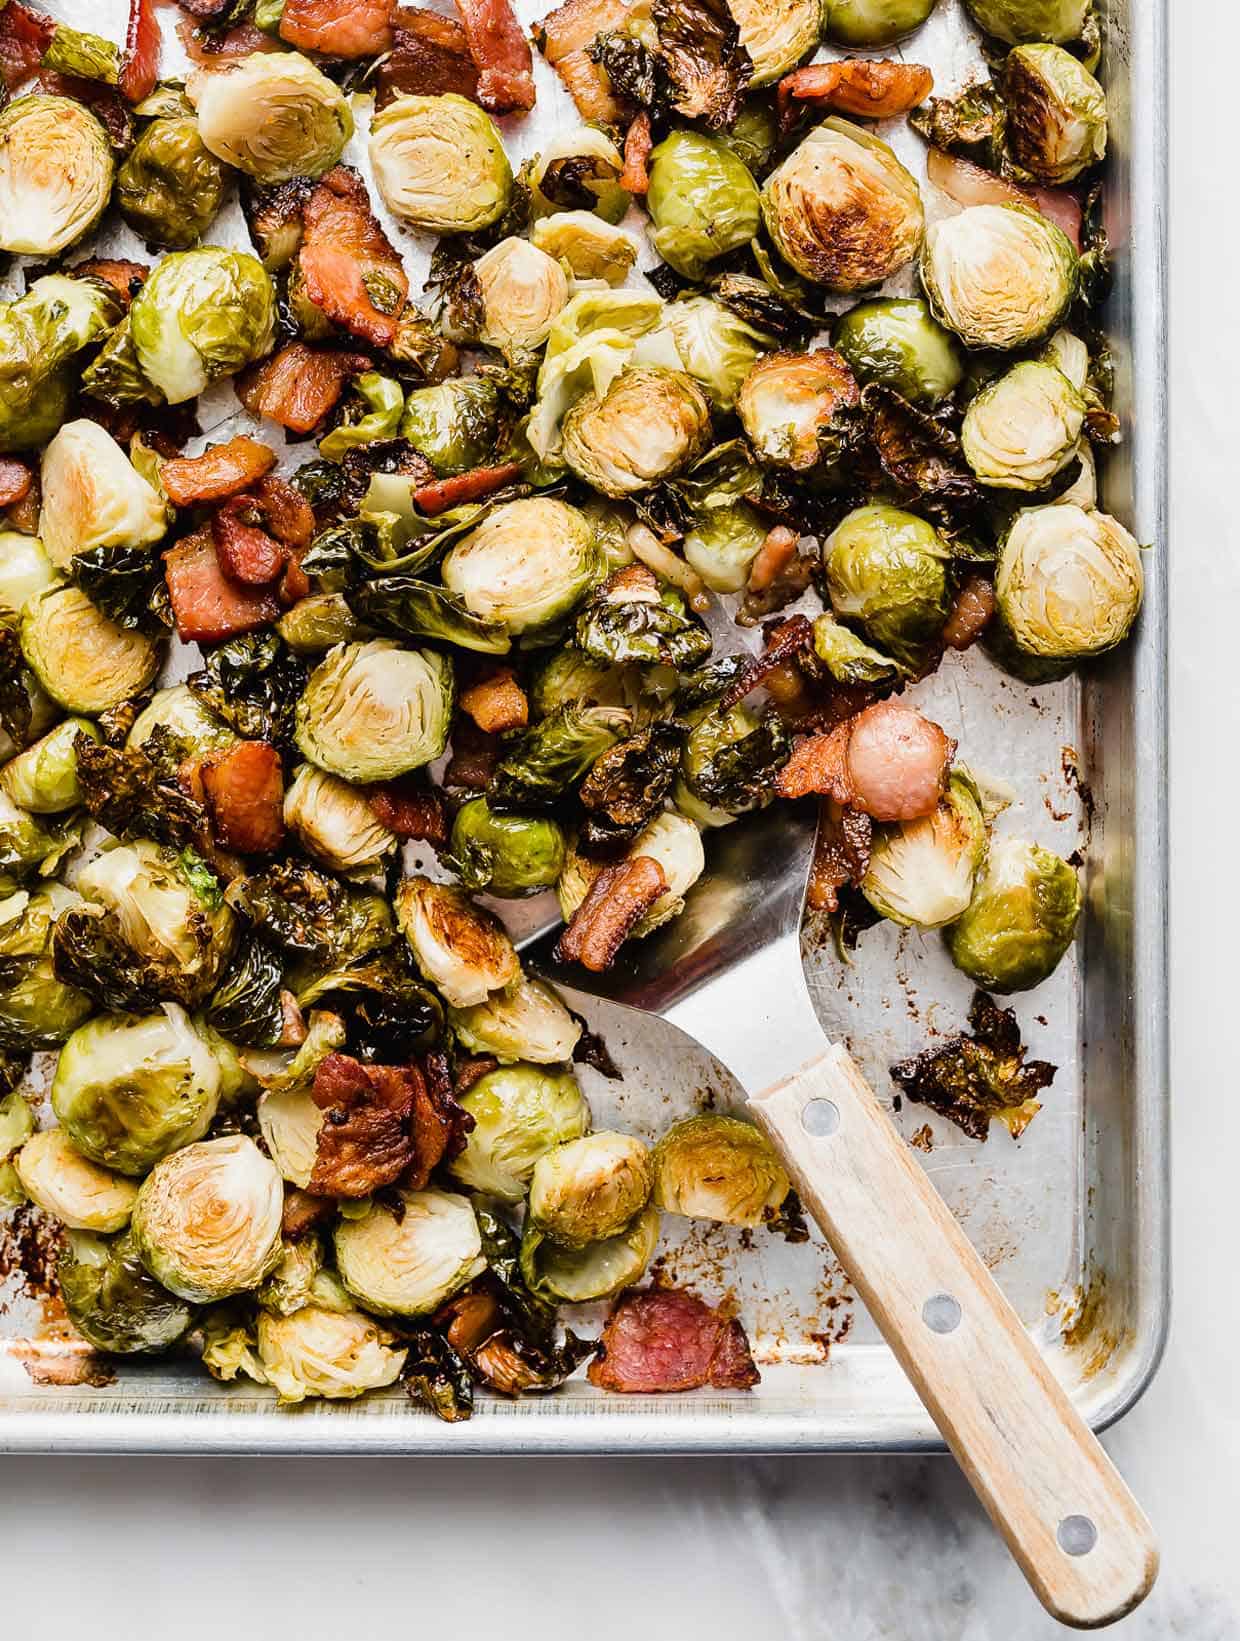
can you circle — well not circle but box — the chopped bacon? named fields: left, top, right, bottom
left=406, top=1051, right=474, bottom=1189
left=746, top=525, right=799, bottom=595
left=444, top=719, right=499, bottom=790
left=375, top=6, right=480, bottom=106
left=279, top=556, right=311, bottom=607
left=176, top=17, right=278, bottom=65
left=309, top=1053, right=418, bottom=1198
left=253, top=475, right=316, bottom=550
left=299, top=166, right=409, bottom=350
left=778, top=701, right=954, bottom=822
left=619, top=111, right=652, bottom=195
left=0, top=459, right=33, bottom=511
left=537, top=0, right=630, bottom=121
left=212, top=497, right=288, bottom=586
left=925, top=147, right=1082, bottom=251
left=201, top=740, right=285, bottom=855
left=776, top=720, right=854, bottom=803
left=278, top=990, right=307, bottom=1049
left=720, top=613, right=814, bottom=710
left=30, top=70, right=132, bottom=148
left=282, top=1188, right=334, bottom=1240
left=4, top=479, right=38, bottom=535
left=0, top=1, right=54, bottom=90
left=806, top=802, right=873, bottom=914
left=165, top=531, right=281, bottom=643
left=454, top=0, right=534, bottom=111
left=279, top=0, right=395, bottom=58
left=161, top=435, right=277, bottom=508
left=555, top=855, right=667, bottom=972
left=942, top=575, right=996, bottom=651
left=119, top=0, right=159, bottom=103
left=588, top=1288, right=760, bottom=1394
left=68, top=258, right=148, bottom=306
left=236, top=343, right=372, bottom=435
left=454, top=1055, right=499, bottom=1097
left=459, top=668, right=528, bottom=735
left=412, top=462, right=523, bottom=516
left=366, top=778, right=449, bottom=845
left=778, top=59, right=933, bottom=129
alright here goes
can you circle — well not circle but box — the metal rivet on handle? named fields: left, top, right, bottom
left=922, top=1293, right=962, bottom=1334
left=801, top=1099, right=840, bottom=1137
left=1057, top=1515, right=1098, bottom=1557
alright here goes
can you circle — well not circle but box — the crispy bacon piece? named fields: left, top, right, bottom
left=299, top=166, right=409, bottom=350
left=309, top=1054, right=418, bottom=1198
left=119, top=0, right=159, bottom=103
left=279, top=0, right=395, bottom=57
left=406, top=1051, right=473, bottom=1189
left=537, top=0, right=630, bottom=122
left=237, top=343, right=372, bottom=435
left=375, top=6, right=480, bottom=106
left=925, top=147, right=1082, bottom=251
left=282, top=1188, right=334, bottom=1240
left=454, top=1055, right=499, bottom=1097
left=367, top=777, right=448, bottom=845
left=778, top=59, right=933, bottom=128
left=0, top=459, right=33, bottom=511
left=161, top=435, right=277, bottom=508
left=176, top=17, right=279, bottom=65
left=412, top=461, right=523, bottom=517
left=777, top=701, right=954, bottom=822
left=278, top=990, right=308, bottom=1048
left=942, top=575, right=997, bottom=651
left=69, top=258, right=148, bottom=306
left=720, top=613, right=814, bottom=710
left=444, top=719, right=498, bottom=790
left=212, top=497, right=288, bottom=586
left=620, top=110, right=652, bottom=195
left=588, top=1288, right=760, bottom=1394
left=253, top=475, right=316, bottom=550
left=165, top=532, right=280, bottom=643
left=201, top=740, right=285, bottom=855
left=806, top=802, right=873, bottom=914
left=555, top=855, right=667, bottom=973
left=4, top=478, right=38, bottom=535
left=776, top=720, right=853, bottom=803
left=459, top=668, right=529, bottom=735
left=746, top=525, right=799, bottom=595
left=0, top=0, right=53, bottom=90
left=455, top=0, right=535, bottom=111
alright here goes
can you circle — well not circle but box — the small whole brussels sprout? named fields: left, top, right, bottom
left=531, top=126, right=629, bottom=224
left=831, top=297, right=965, bottom=407
left=920, top=205, right=1078, bottom=351
left=369, top=93, right=512, bottom=232
left=448, top=972, right=582, bottom=1065
left=1005, top=43, right=1107, bottom=185
left=561, top=367, right=712, bottom=498
left=762, top=119, right=924, bottom=291
left=961, top=360, right=1085, bottom=491
left=645, top=131, right=762, bottom=281
left=399, top=378, right=501, bottom=479
left=726, top=0, right=822, bottom=84
left=277, top=593, right=365, bottom=657
left=450, top=1063, right=591, bottom=1202
left=117, top=116, right=228, bottom=250
left=474, top=237, right=569, bottom=357
left=189, top=51, right=352, bottom=182
left=520, top=1201, right=660, bottom=1303
left=1, top=717, right=97, bottom=813
left=16, top=1127, right=139, bottom=1233
left=127, top=684, right=235, bottom=757
left=530, top=212, right=638, bottom=286
left=21, top=584, right=161, bottom=716
left=994, top=503, right=1143, bottom=660
left=38, top=419, right=167, bottom=571
left=334, top=1188, right=486, bottom=1317
left=441, top=498, right=602, bottom=635
left=0, top=95, right=113, bottom=255
left=0, top=887, right=92, bottom=1048
left=823, top=0, right=938, bottom=46
left=863, top=772, right=988, bottom=928
left=558, top=809, right=706, bottom=934
left=653, top=1114, right=789, bottom=1225
left=283, top=764, right=398, bottom=876
left=823, top=505, right=952, bottom=668
left=295, top=640, right=453, bottom=784
left=964, top=0, right=1090, bottom=46
left=132, top=1134, right=284, bottom=1303
left=395, top=875, right=519, bottom=1009
left=130, top=247, right=277, bottom=404
left=665, top=297, right=778, bottom=413
left=683, top=502, right=768, bottom=593
left=255, top=1305, right=407, bottom=1404
left=528, top=1130, right=654, bottom=1248
left=738, top=348, right=860, bottom=471
left=51, top=1006, right=225, bottom=1177
left=58, top=1229, right=195, bottom=1354
left=946, top=835, right=1081, bottom=992
left=449, top=798, right=568, bottom=897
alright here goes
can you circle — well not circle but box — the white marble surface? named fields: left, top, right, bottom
left=0, top=6, right=1230, bottom=1636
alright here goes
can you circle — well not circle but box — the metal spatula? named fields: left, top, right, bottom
left=521, top=803, right=1157, bottom=1629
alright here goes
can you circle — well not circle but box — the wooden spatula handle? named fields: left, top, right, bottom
left=749, top=1044, right=1157, bottom=1630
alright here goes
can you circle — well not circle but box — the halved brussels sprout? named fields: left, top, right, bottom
left=132, top=1134, right=284, bottom=1303
left=529, top=648, right=634, bottom=717
left=256, top=1017, right=348, bottom=1186
left=318, top=373, right=404, bottom=462
left=0, top=533, right=55, bottom=617
left=562, top=367, right=712, bottom=497
left=38, top=419, right=167, bottom=571
left=21, top=585, right=160, bottom=715
left=738, top=348, right=859, bottom=471
left=128, top=684, right=235, bottom=758
left=1006, top=43, right=1107, bottom=185
left=832, top=297, right=965, bottom=407
left=532, top=127, right=629, bottom=224
left=0, top=1089, right=33, bottom=1172
left=398, top=377, right=500, bottom=479
left=449, top=1063, right=591, bottom=1202
left=653, top=1114, right=789, bottom=1225
left=863, top=772, right=987, bottom=928
left=0, top=275, right=121, bottom=454
left=530, top=213, right=638, bottom=286
left=0, top=767, right=83, bottom=885
left=395, top=876, right=519, bottom=1009
left=824, top=505, right=952, bottom=668
left=1, top=718, right=97, bottom=813
left=369, top=94, right=512, bottom=232
left=964, top=0, right=1090, bottom=46
left=449, top=972, right=582, bottom=1065
left=255, top=1305, right=407, bottom=1404
left=646, top=131, right=762, bottom=281
left=51, top=1006, right=225, bottom=1177
left=676, top=702, right=787, bottom=828
left=528, top=1130, right=654, bottom=1248
left=295, top=640, right=453, bottom=784
left=666, top=298, right=778, bottom=413
left=683, top=502, right=768, bottom=593
left=823, top=0, right=938, bottom=46
left=130, top=247, right=277, bottom=404
left=475, top=238, right=569, bottom=357
left=117, top=116, right=228, bottom=250
left=558, top=809, right=706, bottom=935
left=520, top=1201, right=660, bottom=1303
left=0, top=95, right=113, bottom=255
left=441, top=498, right=601, bottom=635
left=921, top=205, right=1078, bottom=351
left=16, top=1127, right=139, bottom=1232
left=994, top=503, right=1143, bottom=660
left=762, top=119, right=924, bottom=291
left=449, top=798, right=568, bottom=898
left=189, top=51, right=352, bottom=182
left=727, top=0, right=822, bottom=84
left=945, top=835, right=1081, bottom=993
left=961, top=360, right=1085, bottom=491
left=283, top=764, right=398, bottom=876
left=334, top=1188, right=485, bottom=1317
left=58, top=1228, right=195, bottom=1355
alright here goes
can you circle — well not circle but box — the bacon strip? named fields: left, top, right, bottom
left=777, top=701, right=954, bottom=822
left=806, top=802, right=873, bottom=914
left=459, top=667, right=528, bottom=735
left=201, top=741, right=285, bottom=855
left=237, top=343, right=372, bottom=435
left=279, top=0, right=395, bottom=57
left=778, top=59, right=932, bottom=129
left=212, top=497, right=288, bottom=586
left=176, top=17, right=278, bottom=65
left=406, top=1050, right=473, bottom=1189
left=165, top=532, right=281, bottom=643
left=537, top=0, right=630, bottom=121
left=309, top=1053, right=418, bottom=1198
left=0, top=459, right=33, bottom=511
left=119, top=0, right=159, bottom=103
left=454, top=0, right=535, bottom=111
left=282, top=1188, right=334, bottom=1240
left=555, top=855, right=666, bottom=972
left=0, top=1, right=54, bottom=90
left=69, top=257, right=149, bottom=306
left=375, top=6, right=480, bottom=106
left=619, top=111, right=652, bottom=195
left=299, top=166, right=409, bottom=349
left=941, top=575, right=996, bottom=651
left=367, top=778, right=449, bottom=845
left=252, top=475, right=316, bottom=550
left=412, top=462, right=522, bottom=516
left=588, top=1288, right=760, bottom=1393
left=720, top=613, right=814, bottom=710
left=161, top=436, right=277, bottom=508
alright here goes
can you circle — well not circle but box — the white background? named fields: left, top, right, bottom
left=0, top=5, right=1230, bottom=1637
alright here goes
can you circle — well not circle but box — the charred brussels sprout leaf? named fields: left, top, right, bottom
left=188, top=633, right=308, bottom=749
left=0, top=888, right=93, bottom=1049
left=649, top=0, right=753, bottom=130
left=58, top=1229, right=196, bottom=1355
left=680, top=705, right=790, bottom=818
left=295, top=945, right=444, bottom=1061
left=74, top=729, right=206, bottom=851
left=0, top=627, right=32, bottom=749
left=348, top=578, right=511, bottom=655
left=401, top=1326, right=476, bottom=1421
left=862, top=385, right=982, bottom=510
left=117, top=117, right=228, bottom=251
left=812, top=613, right=900, bottom=686
left=205, top=940, right=288, bottom=1048
left=576, top=587, right=712, bottom=671
left=71, top=544, right=172, bottom=635
left=578, top=721, right=686, bottom=855
left=228, top=859, right=394, bottom=967
left=489, top=705, right=632, bottom=811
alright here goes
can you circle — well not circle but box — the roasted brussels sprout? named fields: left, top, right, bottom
left=530, top=212, right=638, bottom=286
left=529, top=649, right=634, bottom=717
left=334, top=1188, right=485, bottom=1317
left=532, top=127, right=629, bottom=224
left=58, top=1228, right=195, bottom=1355
left=369, top=94, right=512, bottom=232
left=945, top=836, right=1081, bottom=992
left=132, top=1134, right=284, bottom=1303
left=395, top=876, right=519, bottom=1009
left=128, top=684, right=235, bottom=757
left=278, top=593, right=365, bottom=657
left=21, top=585, right=160, bottom=715
left=1005, top=43, right=1107, bottom=184
left=653, top=1114, right=790, bottom=1224
left=727, top=0, right=822, bottom=84
left=645, top=131, right=763, bottom=281
left=0, top=789, right=80, bottom=891
left=683, top=501, right=768, bottom=593
left=558, top=809, right=705, bottom=935
left=738, top=348, right=860, bottom=471
left=666, top=297, right=778, bottom=413
left=15, top=1127, right=139, bottom=1232
left=51, top=1006, right=225, bottom=1176
left=0, top=275, right=122, bottom=454
left=964, top=0, right=1090, bottom=47
left=449, top=798, right=568, bottom=898
left=38, top=419, right=167, bottom=571
left=1, top=718, right=96, bottom=813
left=823, top=0, right=938, bottom=46
left=920, top=205, right=1078, bottom=351
left=283, top=764, right=398, bottom=876
left=762, top=119, right=924, bottom=291
left=449, top=1063, right=591, bottom=1202
left=189, top=51, right=352, bottom=182
left=961, top=360, right=1085, bottom=490
left=117, top=116, right=228, bottom=250
left=130, top=248, right=277, bottom=404
left=0, top=533, right=55, bottom=616
left=295, top=640, right=453, bottom=784
left=812, top=612, right=900, bottom=686
left=441, top=498, right=601, bottom=635
left=475, top=237, right=570, bottom=357
left=528, top=1130, right=654, bottom=1248
left=863, top=772, right=987, bottom=928
left=994, top=503, right=1143, bottom=660
left=0, top=95, right=113, bottom=255
left=823, top=505, right=952, bottom=668
left=832, top=297, right=965, bottom=407
left=255, top=1305, right=407, bottom=1403
left=318, top=373, right=404, bottom=462
left=0, top=887, right=90, bottom=1047
left=399, top=378, right=500, bottom=478
left=562, top=367, right=712, bottom=497
left=521, top=1201, right=660, bottom=1303
left=676, top=703, right=788, bottom=827
left=449, top=972, right=582, bottom=1065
